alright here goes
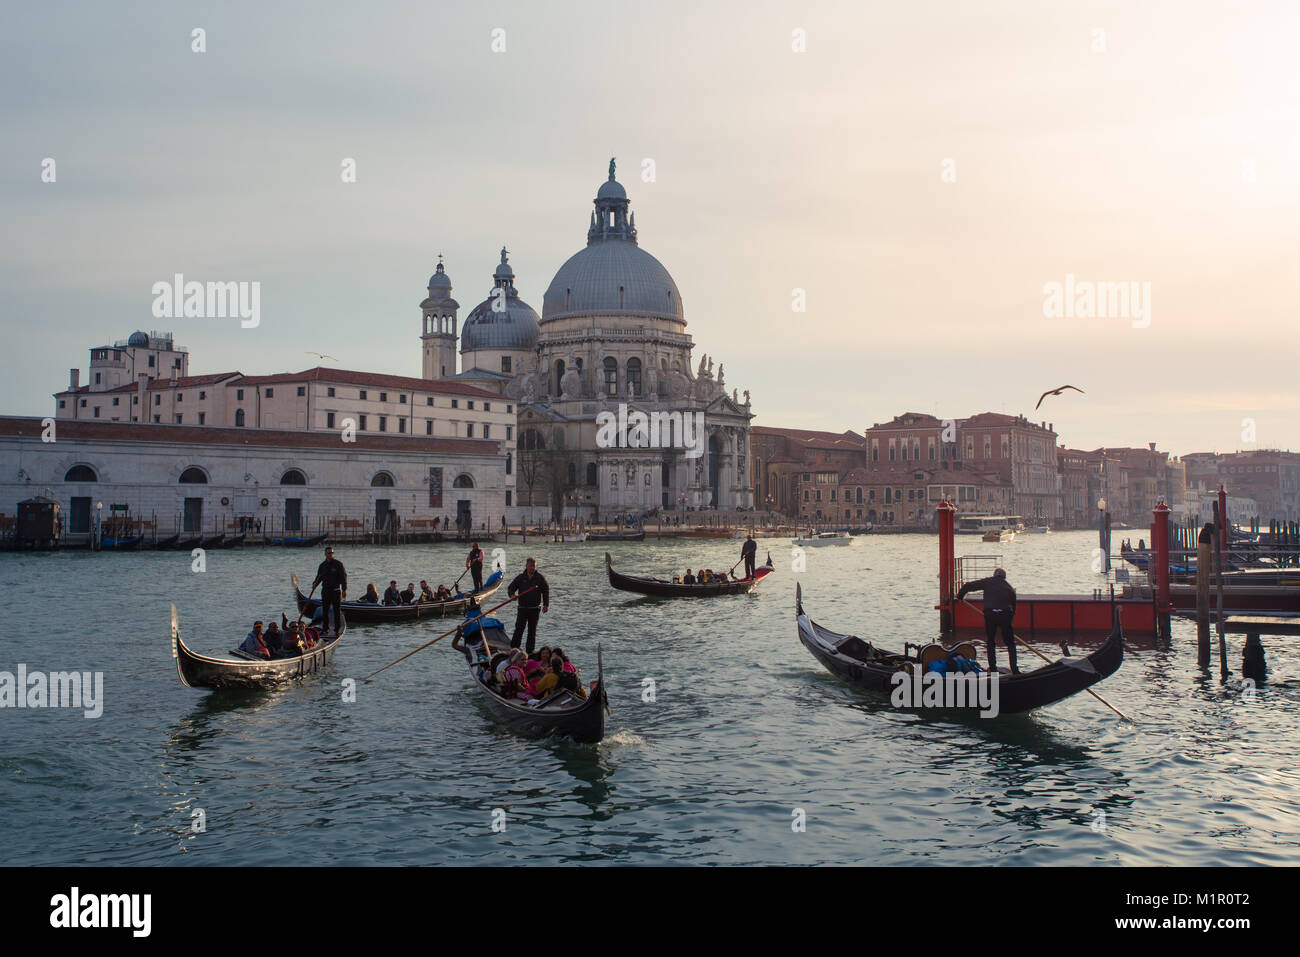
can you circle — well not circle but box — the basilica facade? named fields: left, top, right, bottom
left=426, top=161, right=754, bottom=519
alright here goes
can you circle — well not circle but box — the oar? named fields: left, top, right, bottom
left=454, top=566, right=469, bottom=590
left=363, top=586, right=536, bottom=682
left=959, top=599, right=1132, bottom=722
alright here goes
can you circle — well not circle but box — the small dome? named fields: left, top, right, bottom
left=428, top=262, right=452, bottom=289
left=597, top=178, right=627, bottom=201
left=127, top=330, right=149, bottom=347
left=461, top=297, right=540, bottom=352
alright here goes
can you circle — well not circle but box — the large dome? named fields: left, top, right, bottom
left=543, top=242, right=683, bottom=321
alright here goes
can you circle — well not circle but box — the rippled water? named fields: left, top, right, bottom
left=1, top=532, right=1297, bottom=865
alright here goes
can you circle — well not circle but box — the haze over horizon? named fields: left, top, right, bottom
left=3, top=0, right=1297, bottom=458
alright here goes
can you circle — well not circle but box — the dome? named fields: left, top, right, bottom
left=127, top=330, right=149, bottom=347
left=597, top=179, right=627, bottom=200
left=543, top=241, right=683, bottom=321
left=461, top=296, right=541, bottom=352
left=428, top=261, right=452, bottom=290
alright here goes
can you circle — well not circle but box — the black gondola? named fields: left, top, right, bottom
left=452, top=616, right=607, bottom=743
left=605, top=551, right=773, bottom=597
left=265, top=533, right=329, bottom=547
left=586, top=530, right=646, bottom=542
left=292, top=570, right=503, bottom=623
left=795, top=584, right=1124, bottom=715
left=199, top=534, right=225, bottom=548
left=151, top=533, right=181, bottom=550
left=169, top=535, right=203, bottom=551
left=169, top=604, right=345, bottom=690
left=100, top=535, right=143, bottom=551
left=218, top=534, right=246, bottom=548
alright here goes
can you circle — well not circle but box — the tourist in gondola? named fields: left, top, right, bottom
left=311, top=546, right=347, bottom=637
left=507, top=556, right=550, bottom=653
left=436, top=583, right=452, bottom=601
left=418, top=580, right=435, bottom=603
left=466, top=541, right=485, bottom=591
left=955, top=567, right=1020, bottom=673
left=741, top=533, right=757, bottom=579
left=400, top=582, right=416, bottom=604
left=282, top=619, right=307, bottom=656
left=241, top=621, right=272, bottom=659
left=533, top=657, right=562, bottom=698
left=383, top=580, right=401, bottom=605
left=359, top=583, right=380, bottom=604
left=263, top=621, right=285, bottom=656
left=683, top=568, right=696, bottom=584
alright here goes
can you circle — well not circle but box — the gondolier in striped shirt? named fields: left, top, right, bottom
left=466, top=542, right=485, bottom=592
left=740, top=534, right=757, bottom=579
left=955, top=567, right=1019, bottom=673
left=312, top=547, right=347, bottom=637
left=507, top=557, right=550, bottom=654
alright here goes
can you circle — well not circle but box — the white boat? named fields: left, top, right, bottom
left=1023, top=525, right=1051, bottom=534
left=795, top=530, right=853, bottom=547
left=957, top=515, right=1023, bottom=535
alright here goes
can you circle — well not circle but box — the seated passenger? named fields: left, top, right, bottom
left=683, top=568, right=696, bottom=584
left=418, top=580, right=435, bottom=603
left=436, top=584, right=452, bottom=601
left=551, top=647, right=578, bottom=676
left=557, top=667, right=587, bottom=699
left=400, top=583, right=416, bottom=604
left=283, top=620, right=307, bottom=656
left=263, top=621, right=285, bottom=656
left=382, top=580, right=401, bottom=605
left=359, top=583, right=380, bottom=604
left=533, top=658, right=563, bottom=698
left=241, top=621, right=271, bottom=659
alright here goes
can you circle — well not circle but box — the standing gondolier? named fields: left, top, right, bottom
left=740, top=533, right=757, bottom=580
left=507, top=556, right=550, bottom=654
left=466, top=541, right=484, bottom=591
left=956, top=567, right=1019, bottom=673
left=312, top=546, right=347, bottom=637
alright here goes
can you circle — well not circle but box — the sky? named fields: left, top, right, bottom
left=2, top=0, right=1298, bottom=457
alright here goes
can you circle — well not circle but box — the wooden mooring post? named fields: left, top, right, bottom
left=1196, top=522, right=1212, bottom=667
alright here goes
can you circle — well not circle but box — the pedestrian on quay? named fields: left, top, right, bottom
left=507, top=557, right=550, bottom=654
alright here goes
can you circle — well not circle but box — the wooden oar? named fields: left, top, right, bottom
left=959, top=599, right=1132, bottom=722
left=454, top=566, right=469, bottom=590
left=363, top=586, right=536, bottom=682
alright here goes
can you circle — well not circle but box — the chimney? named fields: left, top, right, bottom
left=1149, top=442, right=1156, bottom=452
left=69, top=368, right=79, bottom=391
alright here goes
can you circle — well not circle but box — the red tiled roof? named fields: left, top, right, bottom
left=233, top=367, right=502, bottom=399
left=866, top=412, right=945, bottom=431
left=0, top=416, right=499, bottom=456
left=57, top=373, right=244, bottom=397
left=751, top=425, right=865, bottom=449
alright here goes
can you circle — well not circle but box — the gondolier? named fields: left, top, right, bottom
left=956, top=567, right=1019, bottom=673
left=507, top=557, right=550, bottom=653
left=466, top=542, right=484, bottom=591
left=741, top=533, right=757, bottom=579
left=312, top=546, right=347, bottom=637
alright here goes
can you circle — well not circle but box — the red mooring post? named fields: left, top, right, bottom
left=1153, top=500, right=1172, bottom=639
left=938, top=499, right=956, bottom=633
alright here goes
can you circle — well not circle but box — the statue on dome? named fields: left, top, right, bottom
left=743, top=389, right=751, bottom=405
left=697, top=355, right=707, bottom=378
left=707, top=357, right=714, bottom=378
left=609, top=157, right=616, bottom=179
left=717, top=363, right=724, bottom=387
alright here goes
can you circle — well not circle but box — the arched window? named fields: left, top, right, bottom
left=235, top=409, right=245, bottom=427
left=179, top=467, right=208, bottom=484
left=567, top=462, right=576, bottom=486
left=64, top=465, right=98, bottom=482
left=603, top=357, right=618, bottom=395
left=554, top=359, right=565, bottom=394
left=586, top=462, right=597, bottom=486
left=370, top=471, right=395, bottom=487
left=280, top=469, right=307, bottom=485
left=520, top=428, right=544, bottom=451
left=453, top=474, right=474, bottom=489
left=627, top=357, right=642, bottom=397
left=505, top=452, right=512, bottom=476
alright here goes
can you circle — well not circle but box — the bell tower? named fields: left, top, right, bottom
left=421, top=257, right=459, bottom=380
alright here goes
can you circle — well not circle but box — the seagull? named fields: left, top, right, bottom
left=305, top=351, right=338, bottom=362
left=1035, top=385, right=1085, bottom=410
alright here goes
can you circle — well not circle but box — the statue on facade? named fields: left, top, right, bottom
left=717, top=363, right=724, bottom=387
left=697, top=355, right=707, bottom=378
left=707, top=356, right=714, bottom=378
left=743, top=389, right=750, bottom=405
left=560, top=368, right=581, bottom=399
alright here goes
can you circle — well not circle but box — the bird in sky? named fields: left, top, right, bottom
left=305, top=351, right=338, bottom=362
left=1035, top=385, right=1085, bottom=410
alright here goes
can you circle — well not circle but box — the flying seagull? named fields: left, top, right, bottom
left=305, top=351, right=338, bottom=362
left=1035, top=385, right=1085, bottom=410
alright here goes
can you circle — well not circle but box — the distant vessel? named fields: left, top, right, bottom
left=796, top=530, right=853, bottom=547
left=1023, top=525, right=1051, bottom=534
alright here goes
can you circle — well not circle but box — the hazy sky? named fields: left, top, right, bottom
left=3, top=0, right=1297, bottom=456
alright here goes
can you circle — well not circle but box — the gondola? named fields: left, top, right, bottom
left=170, top=535, right=203, bottom=551
left=218, top=534, right=246, bottom=548
left=605, top=551, right=773, bottom=597
left=100, top=535, right=143, bottom=550
left=292, top=570, right=503, bottom=623
left=151, top=533, right=180, bottom=550
left=265, top=533, right=329, bottom=547
left=453, top=614, right=607, bottom=743
left=795, top=584, right=1123, bottom=715
left=586, top=530, right=646, bottom=542
left=200, top=534, right=225, bottom=548
left=169, top=604, right=345, bottom=690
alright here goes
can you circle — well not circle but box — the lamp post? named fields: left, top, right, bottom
left=1097, top=496, right=1110, bottom=574
left=95, top=501, right=103, bottom=550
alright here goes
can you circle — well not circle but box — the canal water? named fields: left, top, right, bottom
left=1, top=532, right=1296, bottom=865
